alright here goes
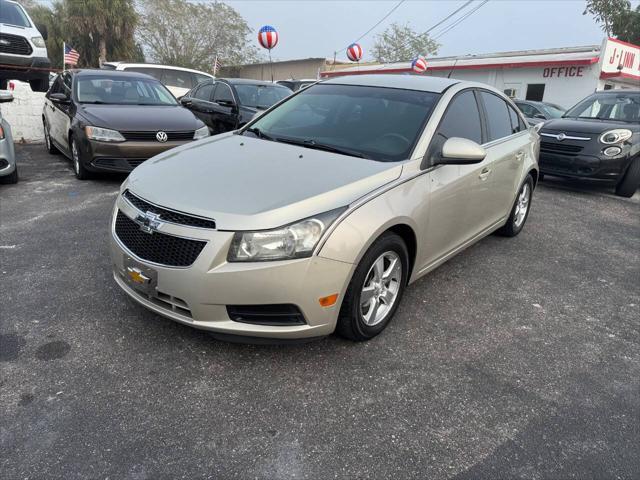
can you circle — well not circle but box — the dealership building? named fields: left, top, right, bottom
left=320, top=38, right=639, bottom=109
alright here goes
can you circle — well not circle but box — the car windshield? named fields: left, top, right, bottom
left=0, top=0, right=31, bottom=27
left=246, top=83, right=440, bottom=162
left=75, top=76, right=178, bottom=106
left=235, top=84, right=291, bottom=109
left=564, top=92, right=640, bottom=123
left=540, top=104, right=564, bottom=118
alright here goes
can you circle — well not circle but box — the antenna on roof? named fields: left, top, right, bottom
left=447, top=58, right=459, bottom=79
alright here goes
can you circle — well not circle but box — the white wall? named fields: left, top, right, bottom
left=427, top=64, right=601, bottom=109
left=1, top=81, right=45, bottom=143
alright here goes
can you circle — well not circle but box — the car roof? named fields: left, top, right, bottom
left=220, top=78, right=285, bottom=87
left=70, top=69, right=157, bottom=80
left=103, top=62, right=214, bottom=77
left=322, top=74, right=459, bottom=93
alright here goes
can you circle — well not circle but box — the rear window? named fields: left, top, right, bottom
left=123, top=67, right=163, bottom=81
left=0, top=0, right=31, bottom=27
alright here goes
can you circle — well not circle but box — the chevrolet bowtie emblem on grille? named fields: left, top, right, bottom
left=126, top=267, right=150, bottom=285
left=156, top=131, right=168, bottom=142
left=135, top=211, right=163, bottom=234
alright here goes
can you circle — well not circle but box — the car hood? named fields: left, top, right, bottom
left=126, top=134, right=403, bottom=231
left=541, top=117, right=640, bottom=135
left=78, top=104, right=202, bottom=131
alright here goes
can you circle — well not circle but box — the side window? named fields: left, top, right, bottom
left=213, top=83, right=234, bottom=104
left=480, top=92, right=513, bottom=141
left=516, top=103, right=533, bottom=117
left=161, top=69, right=194, bottom=90
left=194, top=83, right=214, bottom=101
left=436, top=90, right=483, bottom=144
left=507, top=105, right=525, bottom=133
left=62, top=73, right=72, bottom=96
left=49, top=75, right=63, bottom=95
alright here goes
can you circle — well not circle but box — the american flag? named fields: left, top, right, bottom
left=64, top=44, right=79, bottom=66
left=213, top=56, right=222, bottom=75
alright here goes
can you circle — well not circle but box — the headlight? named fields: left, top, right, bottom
left=31, top=36, right=46, bottom=48
left=85, top=126, right=125, bottom=143
left=228, top=207, right=346, bottom=262
left=599, top=129, right=632, bottom=144
left=603, top=146, right=622, bottom=157
left=193, top=126, right=209, bottom=140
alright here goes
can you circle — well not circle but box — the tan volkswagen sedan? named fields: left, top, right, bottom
left=110, top=75, right=539, bottom=342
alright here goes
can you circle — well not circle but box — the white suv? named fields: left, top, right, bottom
left=102, top=63, right=214, bottom=98
left=0, top=0, right=51, bottom=92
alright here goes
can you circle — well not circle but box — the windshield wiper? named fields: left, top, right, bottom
left=275, top=137, right=367, bottom=158
left=244, top=127, right=274, bottom=141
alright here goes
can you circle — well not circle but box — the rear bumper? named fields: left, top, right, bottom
left=85, top=139, right=192, bottom=172
left=0, top=55, right=51, bottom=80
left=539, top=152, right=634, bottom=182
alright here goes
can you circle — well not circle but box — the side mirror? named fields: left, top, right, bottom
left=436, top=137, right=486, bottom=165
left=49, top=92, right=70, bottom=104
left=0, top=91, right=14, bottom=103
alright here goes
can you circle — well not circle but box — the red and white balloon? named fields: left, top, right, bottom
left=411, top=56, right=427, bottom=73
left=258, top=25, right=279, bottom=50
left=346, top=43, right=363, bottom=62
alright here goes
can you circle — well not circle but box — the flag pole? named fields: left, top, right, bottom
left=62, top=41, right=66, bottom=73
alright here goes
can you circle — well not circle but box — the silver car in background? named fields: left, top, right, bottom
left=0, top=90, right=17, bottom=184
left=109, top=75, right=539, bottom=342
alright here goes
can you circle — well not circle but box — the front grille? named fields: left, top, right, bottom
left=227, top=304, right=306, bottom=326
left=93, top=158, right=147, bottom=171
left=0, top=33, right=33, bottom=55
left=115, top=211, right=206, bottom=267
left=120, top=131, right=195, bottom=141
left=540, top=141, right=584, bottom=156
left=123, top=190, right=216, bottom=229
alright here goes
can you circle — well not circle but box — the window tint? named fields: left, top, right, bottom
left=194, top=83, right=214, bottom=101
left=480, top=92, right=513, bottom=141
left=507, top=105, right=524, bottom=133
left=194, top=73, right=211, bottom=85
left=62, top=73, right=72, bottom=95
left=124, top=67, right=163, bottom=81
left=161, top=69, right=194, bottom=89
left=437, top=91, right=482, bottom=144
left=49, top=75, right=63, bottom=95
left=235, top=84, right=291, bottom=109
left=0, top=0, right=31, bottom=27
left=75, top=76, right=177, bottom=105
left=213, top=83, right=234, bottom=103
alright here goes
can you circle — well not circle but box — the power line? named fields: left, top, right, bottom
left=432, top=0, right=490, bottom=40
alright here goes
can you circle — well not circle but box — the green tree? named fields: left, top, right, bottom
left=371, top=23, right=439, bottom=63
left=584, top=0, right=640, bottom=44
left=137, top=0, right=260, bottom=73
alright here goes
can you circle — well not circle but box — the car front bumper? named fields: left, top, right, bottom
left=539, top=151, right=634, bottom=182
left=109, top=197, right=354, bottom=339
left=86, top=139, right=193, bottom=173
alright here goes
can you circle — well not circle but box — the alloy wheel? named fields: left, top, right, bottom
left=514, top=183, right=530, bottom=228
left=360, top=251, right=402, bottom=326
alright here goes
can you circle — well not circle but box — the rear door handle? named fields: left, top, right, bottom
left=479, top=167, right=491, bottom=180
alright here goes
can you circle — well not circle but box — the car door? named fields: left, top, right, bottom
left=186, top=82, right=216, bottom=130
left=46, top=73, right=73, bottom=152
left=43, top=75, right=63, bottom=144
left=478, top=90, right=529, bottom=224
left=210, top=82, right=239, bottom=134
left=422, top=89, right=490, bottom=268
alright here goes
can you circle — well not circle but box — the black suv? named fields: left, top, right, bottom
left=538, top=90, right=640, bottom=197
left=180, top=78, right=291, bottom=135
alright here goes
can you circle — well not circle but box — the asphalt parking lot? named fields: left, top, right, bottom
left=1, top=145, right=639, bottom=479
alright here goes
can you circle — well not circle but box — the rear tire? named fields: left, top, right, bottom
left=497, top=175, right=534, bottom=237
left=70, top=135, right=91, bottom=180
left=0, top=166, right=18, bottom=184
left=615, top=158, right=640, bottom=198
left=336, top=232, right=409, bottom=341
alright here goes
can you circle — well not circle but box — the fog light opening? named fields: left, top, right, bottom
left=319, top=293, right=339, bottom=307
left=603, top=146, right=622, bottom=157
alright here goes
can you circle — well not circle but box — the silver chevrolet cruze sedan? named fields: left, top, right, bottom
left=110, top=75, right=539, bottom=342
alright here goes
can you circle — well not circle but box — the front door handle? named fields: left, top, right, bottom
left=515, top=151, right=525, bottom=161
left=479, top=167, right=491, bottom=180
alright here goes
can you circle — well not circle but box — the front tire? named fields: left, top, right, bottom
left=497, top=174, right=534, bottom=237
left=615, top=157, right=640, bottom=198
left=70, top=136, right=91, bottom=180
left=0, top=166, right=18, bottom=184
left=336, top=232, right=409, bottom=341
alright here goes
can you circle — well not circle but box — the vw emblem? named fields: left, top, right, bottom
left=557, top=133, right=566, bottom=141
left=156, top=131, right=168, bottom=143
left=135, top=211, right=163, bottom=234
